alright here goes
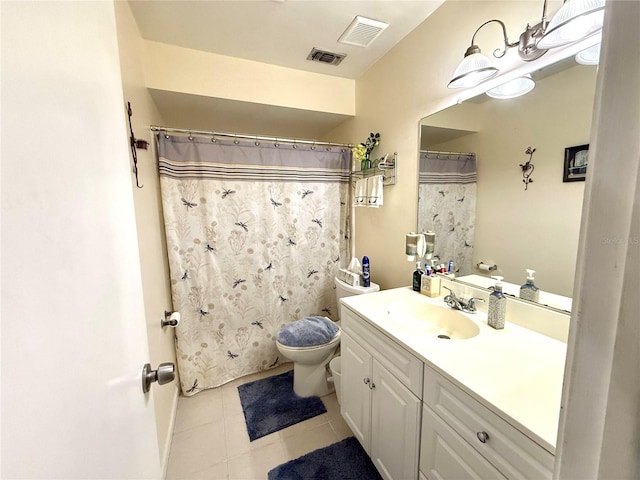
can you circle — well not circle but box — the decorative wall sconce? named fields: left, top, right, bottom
left=520, top=147, right=536, bottom=190
left=448, top=0, right=605, bottom=89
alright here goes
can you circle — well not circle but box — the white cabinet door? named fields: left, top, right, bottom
left=420, top=405, right=506, bottom=480
left=371, top=360, right=422, bottom=480
left=341, top=332, right=373, bottom=451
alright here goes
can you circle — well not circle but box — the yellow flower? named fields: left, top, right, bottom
left=352, top=144, right=367, bottom=162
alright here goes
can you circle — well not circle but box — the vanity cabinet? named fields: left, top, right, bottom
left=420, top=366, right=554, bottom=480
left=340, top=307, right=423, bottom=480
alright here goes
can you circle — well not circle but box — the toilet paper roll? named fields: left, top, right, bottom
left=477, top=262, right=497, bottom=272
left=169, top=312, right=181, bottom=326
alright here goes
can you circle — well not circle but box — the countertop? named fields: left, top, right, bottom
left=341, top=286, right=567, bottom=454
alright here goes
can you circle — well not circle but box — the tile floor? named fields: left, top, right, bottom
left=166, top=363, right=353, bottom=480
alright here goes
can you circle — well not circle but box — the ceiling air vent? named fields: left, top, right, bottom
left=307, top=48, right=347, bottom=66
left=338, top=15, right=389, bottom=47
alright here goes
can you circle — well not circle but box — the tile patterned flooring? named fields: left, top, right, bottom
left=166, top=364, right=353, bottom=480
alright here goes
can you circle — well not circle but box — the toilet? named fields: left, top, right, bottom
left=276, top=276, right=380, bottom=397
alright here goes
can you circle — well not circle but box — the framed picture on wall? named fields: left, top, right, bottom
left=563, top=144, right=589, bottom=182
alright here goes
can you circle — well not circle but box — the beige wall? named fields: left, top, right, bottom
left=143, top=41, right=356, bottom=116
left=114, top=2, right=177, bottom=471
left=423, top=64, right=596, bottom=297
left=323, top=0, right=598, bottom=290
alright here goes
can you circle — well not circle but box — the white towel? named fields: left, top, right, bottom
left=354, top=178, right=367, bottom=207
left=367, top=175, right=384, bottom=207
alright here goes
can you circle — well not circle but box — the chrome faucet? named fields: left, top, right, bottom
left=442, top=286, right=485, bottom=313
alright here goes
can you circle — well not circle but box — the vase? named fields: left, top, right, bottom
left=361, top=154, right=371, bottom=170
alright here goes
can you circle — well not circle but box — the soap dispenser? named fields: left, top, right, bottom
left=519, top=268, right=540, bottom=302
left=488, top=276, right=506, bottom=330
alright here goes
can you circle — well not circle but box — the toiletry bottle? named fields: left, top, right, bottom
left=412, top=261, right=423, bottom=292
left=362, top=256, right=370, bottom=287
left=519, top=269, right=540, bottom=302
left=488, top=276, right=506, bottom=329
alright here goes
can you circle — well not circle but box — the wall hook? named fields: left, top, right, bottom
left=520, top=146, right=536, bottom=190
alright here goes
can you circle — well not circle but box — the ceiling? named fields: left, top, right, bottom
left=128, top=1, right=443, bottom=80
left=127, top=1, right=444, bottom=138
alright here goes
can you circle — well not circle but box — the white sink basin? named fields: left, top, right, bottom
left=387, top=300, right=480, bottom=340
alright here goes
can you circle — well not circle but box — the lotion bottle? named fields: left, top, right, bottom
left=488, top=276, right=506, bottom=330
left=519, top=269, right=540, bottom=302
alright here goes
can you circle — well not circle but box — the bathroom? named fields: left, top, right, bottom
left=2, top=0, right=638, bottom=479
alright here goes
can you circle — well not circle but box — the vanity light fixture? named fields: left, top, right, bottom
left=448, top=0, right=605, bottom=89
left=537, top=0, right=605, bottom=49
left=486, top=75, right=535, bottom=99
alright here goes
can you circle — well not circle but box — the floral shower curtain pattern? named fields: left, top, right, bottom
left=158, top=134, right=351, bottom=395
left=417, top=151, right=477, bottom=275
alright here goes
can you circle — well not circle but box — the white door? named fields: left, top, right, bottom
left=371, top=360, right=421, bottom=480
left=1, top=2, right=161, bottom=478
left=340, top=333, right=373, bottom=451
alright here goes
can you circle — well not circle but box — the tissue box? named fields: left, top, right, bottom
left=420, top=274, right=441, bottom=297
left=337, top=268, right=360, bottom=287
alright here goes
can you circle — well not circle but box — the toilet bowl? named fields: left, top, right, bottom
left=275, top=277, right=380, bottom=398
left=276, top=329, right=341, bottom=397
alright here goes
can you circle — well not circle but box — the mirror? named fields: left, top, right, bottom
left=418, top=58, right=598, bottom=312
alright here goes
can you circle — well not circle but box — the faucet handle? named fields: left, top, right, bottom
left=466, top=297, right=485, bottom=312
left=442, top=286, right=456, bottom=297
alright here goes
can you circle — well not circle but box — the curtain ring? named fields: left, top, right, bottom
left=311, top=142, right=316, bottom=151
left=234, top=135, right=239, bottom=145
left=255, top=136, right=260, bottom=147
left=211, top=134, right=216, bottom=143
left=292, top=140, right=297, bottom=149
left=274, top=138, right=280, bottom=147
left=163, top=130, right=170, bottom=139
left=188, top=131, right=194, bottom=141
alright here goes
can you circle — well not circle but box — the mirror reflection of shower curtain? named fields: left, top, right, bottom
left=158, top=134, right=351, bottom=396
left=418, top=151, right=477, bottom=275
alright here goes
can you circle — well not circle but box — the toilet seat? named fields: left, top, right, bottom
left=276, top=330, right=341, bottom=352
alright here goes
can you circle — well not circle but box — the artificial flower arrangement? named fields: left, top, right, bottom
left=352, top=132, right=380, bottom=170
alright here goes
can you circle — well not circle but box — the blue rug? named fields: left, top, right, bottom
left=238, top=370, right=327, bottom=441
left=268, top=436, right=383, bottom=480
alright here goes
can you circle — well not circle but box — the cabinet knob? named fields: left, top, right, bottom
left=369, top=382, right=376, bottom=390
left=363, top=377, right=370, bottom=385
left=476, top=431, right=490, bottom=443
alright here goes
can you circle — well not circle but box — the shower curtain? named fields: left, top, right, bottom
left=158, top=134, right=351, bottom=396
left=417, top=151, right=477, bottom=275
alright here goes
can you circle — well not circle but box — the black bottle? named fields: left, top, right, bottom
left=412, top=261, right=423, bottom=292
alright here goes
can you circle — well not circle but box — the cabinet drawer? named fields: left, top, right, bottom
left=423, top=367, right=554, bottom=480
left=420, top=404, right=506, bottom=480
left=342, top=306, right=423, bottom=397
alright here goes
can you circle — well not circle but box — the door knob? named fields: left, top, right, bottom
left=142, top=362, right=175, bottom=393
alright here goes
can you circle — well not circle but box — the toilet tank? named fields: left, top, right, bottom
left=335, top=277, right=380, bottom=320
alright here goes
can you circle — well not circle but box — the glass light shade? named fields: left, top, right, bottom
left=538, top=0, right=605, bottom=49
left=448, top=52, right=499, bottom=89
left=486, top=75, right=535, bottom=99
left=575, top=42, right=601, bottom=65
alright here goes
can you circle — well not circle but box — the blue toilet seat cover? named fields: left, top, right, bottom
left=277, top=316, right=340, bottom=347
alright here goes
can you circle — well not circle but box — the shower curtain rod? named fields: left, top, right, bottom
left=150, top=125, right=353, bottom=149
left=421, top=149, right=475, bottom=158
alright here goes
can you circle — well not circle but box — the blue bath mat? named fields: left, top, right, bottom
left=238, top=370, right=327, bottom=441
left=268, top=436, right=383, bottom=480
